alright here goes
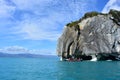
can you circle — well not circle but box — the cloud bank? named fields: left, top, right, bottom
left=0, top=0, right=97, bottom=41
left=102, top=0, right=120, bottom=13
left=0, top=46, right=55, bottom=55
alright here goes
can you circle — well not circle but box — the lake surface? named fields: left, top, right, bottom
left=0, top=56, right=120, bottom=80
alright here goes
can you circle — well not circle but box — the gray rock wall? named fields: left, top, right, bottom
left=57, top=9, right=120, bottom=61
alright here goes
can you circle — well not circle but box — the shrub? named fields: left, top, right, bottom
left=66, top=21, right=79, bottom=27
left=66, top=11, right=107, bottom=27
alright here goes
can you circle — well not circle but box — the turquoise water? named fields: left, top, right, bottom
left=0, top=56, right=120, bottom=80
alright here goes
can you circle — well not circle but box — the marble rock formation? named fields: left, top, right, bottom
left=57, top=9, right=120, bottom=61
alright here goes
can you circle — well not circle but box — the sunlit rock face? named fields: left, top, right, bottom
left=57, top=9, right=120, bottom=61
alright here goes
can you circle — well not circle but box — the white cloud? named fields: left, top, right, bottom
left=0, top=46, right=55, bottom=55
left=13, top=16, right=61, bottom=41
left=0, top=46, right=29, bottom=54
left=102, top=0, right=120, bottom=13
left=12, top=0, right=97, bottom=41
left=0, top=0, right=97, bottom=41
left=0, top=0, right=16, bottom=18
left=11, top=0, right=54, bottom=10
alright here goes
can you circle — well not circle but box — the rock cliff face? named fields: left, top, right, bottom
left=57, top=9, right=120, bottom=61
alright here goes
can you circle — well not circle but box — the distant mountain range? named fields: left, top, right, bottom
left=0, top=52, right=55, bottom=58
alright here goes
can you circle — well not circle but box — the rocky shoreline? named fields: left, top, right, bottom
left=57, top=9, right=120, bottom=61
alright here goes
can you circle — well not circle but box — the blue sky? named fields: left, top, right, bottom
left=0, top=0, right=120, bottom=55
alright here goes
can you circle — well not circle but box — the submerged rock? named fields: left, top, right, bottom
left=57, top=9, right=120, bottom=61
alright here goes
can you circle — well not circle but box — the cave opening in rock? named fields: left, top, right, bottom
left=67, top=41, right=74, bottom=58
left=97, top=53, right=119, bottom=61
left=80, top=55, right=92, bottom=60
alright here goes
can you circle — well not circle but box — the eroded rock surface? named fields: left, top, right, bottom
left=57, top=9, right=120, bottom=61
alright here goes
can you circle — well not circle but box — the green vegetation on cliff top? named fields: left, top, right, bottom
left=66, top=11, right=106, bottom=27
left=66, top=9, right=120, bottom=27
